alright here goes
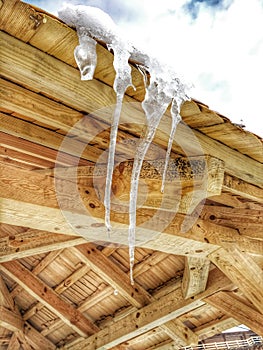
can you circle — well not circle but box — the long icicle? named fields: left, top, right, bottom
left=104, top=42, right=134, bottom=234
left=161, top=98, right=182, bottom=193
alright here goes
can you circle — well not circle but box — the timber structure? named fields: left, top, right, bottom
left=0, top=1, right=263, bottom=349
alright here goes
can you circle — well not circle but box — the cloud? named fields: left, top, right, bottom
left=23, top=0, right=263, bottom=135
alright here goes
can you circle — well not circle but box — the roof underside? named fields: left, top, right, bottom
left=0, top=1, right=262, bottom=349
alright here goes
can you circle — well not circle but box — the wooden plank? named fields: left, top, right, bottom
left=0, top=132, right=90, bottom=167
left=0, top=260, right=100, bottom=336
left=195, top=316, right=240, bottom=340
left=0, top=227, right=86, bottom=262
left=208, top=247, right=263, bottom=314
left=205, top=291, right=263, bottom=336
left=71, top=244, right=152, bottom=308
left=23, top=322, right=56, bottom=350
left=0, top=163, right=218, bottom=255
left=0, top=145, right=54, bottom=169
left=63, top=269, right=232, bottom=349
left=48, top=155, right=225, bottom=215
left=0, top=305, right=23, bottom=332
left=198, top=122, right=263, bottom=163
left=223, top=174, right=263, bottom=203
left=181, top=257, right=210, bottom=299
left=23, top=263, right=90, bottom=321
left=0, top=78, right=149, bottom=161
left=7, top=334, right=20, bottom=350
left=1, top=31, right=262, bottom=187
left=0, top=112, right=102, bottom=163
left=0, top=230, right=86, bottom=262
left=0, top=275, right=15, bottom=310
left=161, top=319, right=198, bottom=346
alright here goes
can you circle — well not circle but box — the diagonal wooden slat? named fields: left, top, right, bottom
left=208, top=247, right=263, bottom=314
left=205, top=291, right=263, bottom=336
left=63, top=268, right=233, bottom=349
left=0, top=260, right=99, bottom=336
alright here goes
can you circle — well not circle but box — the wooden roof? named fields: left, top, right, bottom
left=0, top=1, right=263, bottom=349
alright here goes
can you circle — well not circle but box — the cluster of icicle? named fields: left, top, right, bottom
left=58, top=5, right=190, bottom=285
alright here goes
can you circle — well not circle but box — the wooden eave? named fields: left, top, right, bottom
left=0, top=1, right=263, bottom=349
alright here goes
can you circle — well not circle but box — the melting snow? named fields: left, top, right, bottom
left=58, top=4, right=189, bottom=284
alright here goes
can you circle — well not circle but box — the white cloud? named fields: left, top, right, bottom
left=23, top=0, right=263, bottom=136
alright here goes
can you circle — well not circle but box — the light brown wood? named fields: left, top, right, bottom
left=71, top=244, right=152, bottom=308
left=63, top=269, right=232, bottom=349
left=182, top=257, right=210, bottom=299
left=0, top=112, right=101, bottom=163
left=161, top=319, right=198, bottom=345
left=0, top=228, right=86, bottom=262
left=195, top=317, right=240, bottom=340
left=7, top=334, right=20, bottom=350
left=208, top=247, right=263, bottom=314
left=1, top=31, right=262, bottom=187
left=205, top=291, right=263, bottom=336
left=0, top=260, right=100, bottom=336
left=0, top=305, right=23, bottom=332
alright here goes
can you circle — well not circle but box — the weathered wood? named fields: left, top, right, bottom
left=161, top=319, right=198, bottom=345
left=205, top=291, right=263, bottom=336
left=208, top=247, right=263, bottom=314
left=0, top=260, right=99, bottom=336
left=0, top=112, right=101, bottom=163
left=71, top=244, right=152, bottom=308
left=7, top=334, right=20, bottom=350
left=223, top=174, right=263, bottom=203
left=0, top=305, right=23, bottom=332
left=181, top=257, right=210, bottom=299
left=1, top=31, right=262, bottom=187
left=0, top=228, right=86, bottom=262
left=0, top=131, right=90, bottom=166
left=50, top=155, right=225, bottom=214
left=23, top=263, right=90, bottom=321
left=62, top=269, right=232, bottom=349
left=0, top=275, right=15, bottom=309
left=195, top=316, right=240, bottom=340
left=0, top=163, right=218, bottom=256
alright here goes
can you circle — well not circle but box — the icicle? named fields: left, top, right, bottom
left=104, top=42, right=134, bottom=234
left=161, top=98, right=182, bottom=193
left=74, top=34, right=97, bottom=80
left=128, top=60, right=173, bottom=284
left=58, top=4, right=190, bottom=285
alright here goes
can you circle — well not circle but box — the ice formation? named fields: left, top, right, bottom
left=58, top=4, right=189, bottom=284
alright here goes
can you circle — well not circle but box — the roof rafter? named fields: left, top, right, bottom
left=0, top=30, right=262, bottom=186
left=205, top=291, right=263, bottom=336
left=0, top=260, right=100, bottom=336
left=63, top=268, right=232, bottom=349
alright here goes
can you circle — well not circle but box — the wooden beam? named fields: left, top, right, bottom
left=181, top=257, right=210, bottom=299
left=161, top=319, right=198, bottom=346
left=51, top=155, right=225, bottom=215
left=0, top=227, right=87, bottom=262
left=0, top=305, right=23, bottom=332
left=0, top=260, right=99, bottom=336
left=223, top=174, right=263, bottom=203
left=195, top=316, right=240, bottom=340
left=205, top=291, right=263, bottom=336
left=0, top=163, right=218, bottom=256
left=71, top=244, right=152, bottom=308
left=1, top=31, right=262, bottom=187
left=0, top=275, right=15, bottom=309
left=63, top=269, right=232, bottom=349
left=0, top=131, right=90, bottom=167
left=208, top=247, right=263, bottom=314
left=7, top=334, right=20, bottom=350
left=0, top=112, right=101, bottom=163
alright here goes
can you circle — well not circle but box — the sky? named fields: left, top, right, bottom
left=24, top=0, right=263, bottom=137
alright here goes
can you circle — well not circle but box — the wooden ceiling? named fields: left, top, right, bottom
left=0, top=1, right=263, bottom=349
